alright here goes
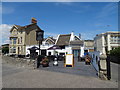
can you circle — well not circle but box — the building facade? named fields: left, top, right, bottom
left=9, top=18, right=42, bottom=55
left=26, top=37, right=56, bottom=56
left=84, top=40, right=94, bottom=53
left=94, top=31, right=120, bottom=55
left=54, top=32, right=84, bottom=57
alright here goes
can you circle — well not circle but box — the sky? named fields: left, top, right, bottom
left=0, top=2, right=118, bottom=45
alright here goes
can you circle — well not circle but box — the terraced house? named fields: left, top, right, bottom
left=9, top=18, right=42, bottom=55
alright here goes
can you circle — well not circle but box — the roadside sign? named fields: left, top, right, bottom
left=65, top=54, right=74, bottom=67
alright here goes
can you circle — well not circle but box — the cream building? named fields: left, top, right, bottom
left=9, top=18, right=42, bottom=55
left=94, top=31, right=120, bottom=55
left=84, top=40, right=94, bottom=52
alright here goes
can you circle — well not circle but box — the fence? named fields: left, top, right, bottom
left=89, top=51, right=100, bottom=72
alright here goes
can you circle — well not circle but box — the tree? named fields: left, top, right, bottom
left=2, top=47, right=9, bottom=54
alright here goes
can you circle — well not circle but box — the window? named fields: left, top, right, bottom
left=13, top=38, right=17, bottom=44
left=13, top=48, right=16, bottom=53
left=114, top=40, right=117, bottom=43
left=18, top=38, right=19, bottom=44
left=45, top=42, right=49, bottom=46
left=10, top=38, right=12, bottom=44
left=10, top=47, right=16, bottom=53
left=118, top=36, right=120, bottom=39
left=118, top=40, right=120, bottom=43
left=21, top=37, right=22, bottom=43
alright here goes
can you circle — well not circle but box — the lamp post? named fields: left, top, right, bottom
left=36, top=29, right=44, bottom=55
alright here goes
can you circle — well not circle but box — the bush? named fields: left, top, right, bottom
left=110, top=47, right=120, bottom=57
left=2, top=47, right=9, bottom=54
left=109, top=47, right=120, bottom=64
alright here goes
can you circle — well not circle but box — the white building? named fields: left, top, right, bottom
left=54, top=32, right=84, bottom=57
left=26, top=37, right=56, bottom=56
left=94, top=31, right=120, bottom=55
left=26, top=32, right=84, bottom=57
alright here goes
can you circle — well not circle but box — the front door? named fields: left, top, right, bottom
left=73, top=50, right=80, bottom=58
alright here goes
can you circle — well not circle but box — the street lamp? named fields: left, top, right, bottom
left=36, top=29, right=44, bottom=55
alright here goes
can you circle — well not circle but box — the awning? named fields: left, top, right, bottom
left=47, top=45, right=61, bottom=50
left=28, top=46, right=39, bottom=50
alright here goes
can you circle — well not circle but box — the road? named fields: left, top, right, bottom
left=2, top=56, right=119, bottom=88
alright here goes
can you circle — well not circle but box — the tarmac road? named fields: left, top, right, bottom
left=2, top=57, right=118, bottom=88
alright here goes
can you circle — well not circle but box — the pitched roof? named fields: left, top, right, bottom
left=49, top=37, right=56, bottom=42
left=10, top=23, right=42, bottom=32
left=70, top=40, right=83, bottom=45
left=56, top=34, right=71, bottom=46
left=14, top=25, right=22, bottom=29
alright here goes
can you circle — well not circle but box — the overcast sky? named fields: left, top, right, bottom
left=1, top=2, right=118, bottom=45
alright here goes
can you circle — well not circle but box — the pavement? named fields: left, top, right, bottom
left=2, top=56, right=119, bottom=88
left=110, top=62, right=119, bottom=83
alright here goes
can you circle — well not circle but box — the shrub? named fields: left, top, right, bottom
left=2, top=47, right=9, bottom=54
left=109, top=47, right=120, bottom=57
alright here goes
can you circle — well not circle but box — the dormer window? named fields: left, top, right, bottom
left=45, top=42, right=49, bottom=46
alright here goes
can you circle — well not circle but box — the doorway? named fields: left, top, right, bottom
left=18, top=47, right=20, bottom=55
left=41, top=50, right=47, bottom=56
left=73, top=49, right=80, bottom=58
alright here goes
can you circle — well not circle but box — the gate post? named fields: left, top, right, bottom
left=106, top=55, right=111, bottom=80
left=98, top=54, right=107, bottom=80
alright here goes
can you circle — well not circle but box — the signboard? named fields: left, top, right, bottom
left=65, top=54, right=74, bottom=67
left=36, top=30, right=44, bottom=41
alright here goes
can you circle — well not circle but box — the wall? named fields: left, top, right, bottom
left=25, top=25, right=38, bottom=46
left=94, top=35, right=104, bottom=54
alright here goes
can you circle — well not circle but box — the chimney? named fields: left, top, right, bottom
left=31, top=17, right=37, bottom=24
left=79, top=33, right=81, bottom=39
left=70, top=31, right=74, bottom=41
